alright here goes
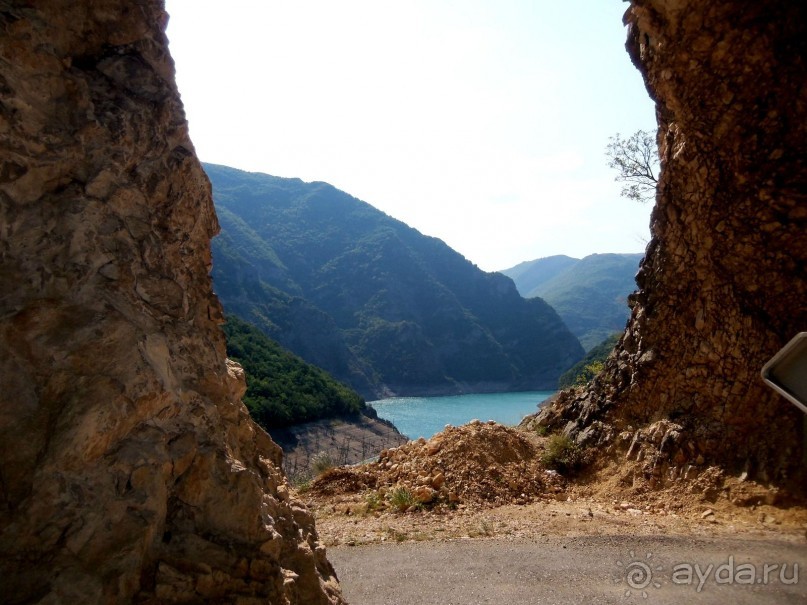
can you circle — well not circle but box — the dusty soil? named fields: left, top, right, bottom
left=301, top=421, right=807, bottom=603
left=311, top=494, right=807, bottom=548
left=301, top=421, right=807, bottom=547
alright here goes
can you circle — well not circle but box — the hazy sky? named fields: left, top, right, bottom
left=165, top=0, right=656, bottom=272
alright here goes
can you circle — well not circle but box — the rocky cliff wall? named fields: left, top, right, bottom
left=0, top=2, right=345, bottom=602
left=530, top=1, right=807, bottom=490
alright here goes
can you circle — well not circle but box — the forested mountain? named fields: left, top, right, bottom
left=206, top=163, right=584, bottom=398
left=502, top=253, right=643, bottom=351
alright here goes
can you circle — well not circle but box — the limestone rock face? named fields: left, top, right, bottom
left=0, top=2, right=344, bottom=603
left=531, top=1, right=806, bottom=487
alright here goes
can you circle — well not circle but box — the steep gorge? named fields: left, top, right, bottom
left=0, top=2, right=344, bottom=602
left=206, top=163, right=583, bottom=399
left=1, top=0, right=805, bottom=601
left=531, top=1, right=807, bottom=490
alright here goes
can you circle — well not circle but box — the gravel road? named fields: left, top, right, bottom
left=330, top=534, right=807, bottom=604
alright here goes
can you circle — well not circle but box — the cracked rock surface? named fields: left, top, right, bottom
left=0, top=2, right=344, bottom=602
left=528, top=0, right=807, bottom=490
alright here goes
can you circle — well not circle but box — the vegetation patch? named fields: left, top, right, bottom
left=290, top=475, right=312, bottom=493
left=388, top=486, right=418, bottom=512
left=223, top=314, right=366, bottom=428
left=557, top=333, right=619, bottom=389
left=541, top=434, right=585, bottom=475
left=311, top=451, right=336, bottom=476
left=364, top=490, right=384, bottom=512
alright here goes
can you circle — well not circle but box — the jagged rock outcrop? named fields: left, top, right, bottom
left=528, top=1, right=806, bottom=490
left=0, top=2, right=345, bottom=603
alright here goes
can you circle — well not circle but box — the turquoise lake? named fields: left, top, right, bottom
left=368, top=391, right=555, bottom=440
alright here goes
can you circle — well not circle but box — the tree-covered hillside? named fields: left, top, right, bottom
left=206, top=163, right=584, bottom=398
left=223, top=315, right=366, bottom=428
left=502, top=253, right=642, bottom=351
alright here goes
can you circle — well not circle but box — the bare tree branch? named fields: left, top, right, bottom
left=606, top=130, right=660, bottom=203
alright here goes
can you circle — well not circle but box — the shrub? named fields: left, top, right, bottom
left=364, top=490, right=384, bottom=512
left=541, top=434, right=585, bottom=474
left=388, top=486, right=417, bottom=512
left=290, top=475, right=312, bottom=493
left=310, top=451, right=335, bottom=476
left=557, top=333, right=619, bottom=389
left=574, top=360, right=604, bottom=386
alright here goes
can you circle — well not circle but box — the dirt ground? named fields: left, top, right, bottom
left=301, top=421, right=807, bottom=603
left=299, top=421, right=807, bottom=547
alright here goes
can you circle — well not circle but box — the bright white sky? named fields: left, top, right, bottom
left=165, top=0, right=656, bottom=272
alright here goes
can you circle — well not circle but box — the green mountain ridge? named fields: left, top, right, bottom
left=206, top=163, right=584, bottom=398
left=502, top=255, right=579, bottom=295
left=502, top=253, right=643, bottom=351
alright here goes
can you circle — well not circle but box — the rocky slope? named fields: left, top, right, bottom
left=527, top=0, right=807, bottom=491
left=269, top=415, right=409, bottom=482
left=0, top=2, right=344, bottom=603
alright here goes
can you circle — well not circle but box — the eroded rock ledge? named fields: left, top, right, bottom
left=0, top=2, right=344, bottom=602
left=527, top=0, right=806, bottom=492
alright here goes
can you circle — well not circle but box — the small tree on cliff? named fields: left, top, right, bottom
left=606, top=129, right=659, bottom=203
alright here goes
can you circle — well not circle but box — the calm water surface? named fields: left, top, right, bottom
left=368, top=391, right=554, bottom=440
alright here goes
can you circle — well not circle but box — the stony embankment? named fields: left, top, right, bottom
left=270, top=413, right=409, bottom=481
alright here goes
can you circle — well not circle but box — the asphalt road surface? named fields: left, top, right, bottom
left=330, top=534, right=807, bottom=604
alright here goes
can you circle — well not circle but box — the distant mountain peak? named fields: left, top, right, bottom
left=501, top=252, right=644, bottom=351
